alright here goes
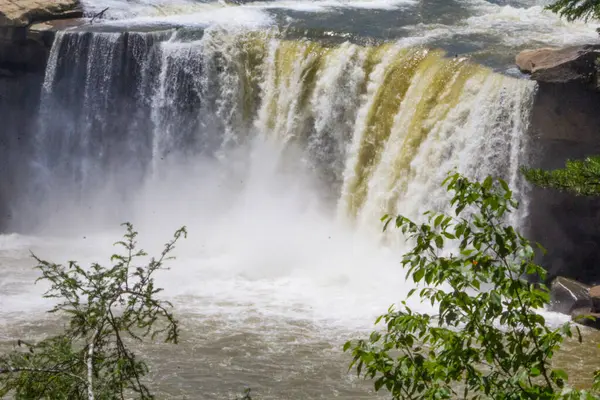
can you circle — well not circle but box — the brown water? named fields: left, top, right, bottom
left=1, top=237, right=600, bottom=399
left=2, top=306, right=600, bottom=398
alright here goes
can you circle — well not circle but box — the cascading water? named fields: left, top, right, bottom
left=30, top=30, right=168, bottom=227
left=20, top=27, right=536, bottom=236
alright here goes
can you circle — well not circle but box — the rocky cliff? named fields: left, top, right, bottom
left=0, top=0, right=82, bottom=75
left=518, top=45, right=600, bottom=284
left=0, top=0, right=83, bottom=230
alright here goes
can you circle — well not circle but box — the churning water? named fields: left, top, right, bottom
left=0, top=0, right=598, bottom=397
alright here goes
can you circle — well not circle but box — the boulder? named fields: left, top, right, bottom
left=516, top=45, right=600, bottom=86
left=549, top=276, right=592, bottom=315
left=549, top=278, right=600, bottom=329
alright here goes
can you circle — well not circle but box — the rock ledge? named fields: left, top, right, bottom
left=516, top=45, right=600, bottom=88
left=0, top=0, right=82, bottom=27
left=0, top=0, right=83, bottom=75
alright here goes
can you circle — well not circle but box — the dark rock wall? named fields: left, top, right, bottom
left=526, top=83, right=600, bottom=284
left=0, top=26, right=51, bottom=74
left=0, top=73, right=43, bottom=231
left=0, top=9, right=59, bottom=230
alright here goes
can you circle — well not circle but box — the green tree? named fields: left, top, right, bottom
left=547, top=0, right=600, bottom=22
left=522, top=156, right=600, bottom=196
left=0, top=223, right=187, bottom=399
left=345, top=173, right=600, bottom=399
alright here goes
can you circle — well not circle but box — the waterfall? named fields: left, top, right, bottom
left=36, top=30, right=167, bottom=199
left=20, top=27, right=536, bottom=233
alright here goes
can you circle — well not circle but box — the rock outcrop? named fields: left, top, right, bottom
left=0, top=0, right=83, bottom=74
left=0, top=0, right=82, bottom=27
left=523, top=47, right=600, bottom=284
left=516, top=45, right=600, bottom=89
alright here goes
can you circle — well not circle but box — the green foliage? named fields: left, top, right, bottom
left=345, top=173, right=600, bottom=399
left=522, top=157, right=600, bottom=196
left=0, top=223, right=187, bottom=400
left=546, top=0, right=600, bottom=22
left=523, top=156, right=600, bottom=196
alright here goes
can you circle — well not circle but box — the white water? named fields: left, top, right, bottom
left=0, top=140, right=414, bottom=327
left=5, top=27, right=536, bottom=311
left=78, top=0, right=599, bottom=55
left=3, top=26, right=539, bottom=319
left=401, top=3, right=599, bottom=49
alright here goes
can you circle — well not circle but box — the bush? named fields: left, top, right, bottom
left=0, top=223, right=187, bottom=400
left=345, top=173, right=600, bottom=399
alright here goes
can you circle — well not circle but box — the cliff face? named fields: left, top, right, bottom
left=0, top=0, right=82, bottom=75
left=514, top=45, right=600, bottom=284
left=0, top=74, right=42, bottom=230
left=0, top=1, right=83, bottom=230
left=525, top=82, right=600, bottom=284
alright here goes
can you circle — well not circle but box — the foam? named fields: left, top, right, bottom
left=110, top=5, right=274, bottom=28
left=82, top=0, right=415, bottom=23
left=0, top=138, right=429, bottom=330
left=245, top=0, right=416, bottom=12
left=401, top=3, right=599, bottom=50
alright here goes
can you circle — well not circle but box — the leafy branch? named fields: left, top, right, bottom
left=345, top=172, right=600, bottom=399
left=522, top=157, right=600, bottom=196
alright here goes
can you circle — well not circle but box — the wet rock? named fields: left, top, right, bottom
left=549, top=276, right=592, bottom=315
left=549, top=278, right=600, bottom=329
left=29, top=17, right=86, bottom=46
left=516, top=45, right=600, bottom=87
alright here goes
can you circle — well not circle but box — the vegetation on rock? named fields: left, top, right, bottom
left=522, top=156, right=600, bottom=196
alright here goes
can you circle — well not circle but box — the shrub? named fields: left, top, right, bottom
left=345, top=173, right=600, bottom=399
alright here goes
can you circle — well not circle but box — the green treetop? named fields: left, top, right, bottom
left=547, top=0, right=600, bottom=21
left=522, top=156, right=600, bottom=196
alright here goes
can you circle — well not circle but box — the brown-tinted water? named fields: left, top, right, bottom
left=1, top=234, right=599, bottom=399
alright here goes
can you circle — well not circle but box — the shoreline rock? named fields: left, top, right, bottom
left=550, top=276, right=592, bottom=315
